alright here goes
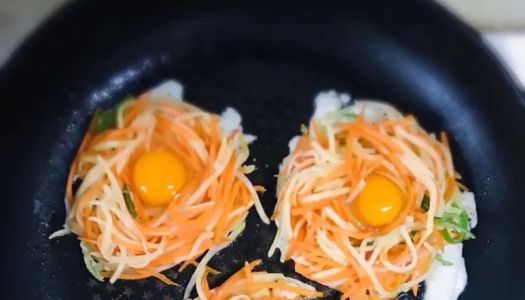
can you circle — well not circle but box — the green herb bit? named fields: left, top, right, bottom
left=436, top=210, right=474, bottom=243
left=92, top=95, right=135, bottom=133
left=435, top=253, right=453, bottom=266
left=123, top=185, right=137, bottom=218
left=421, top=195, right=430, bottom=212
left=92, top=108, right=116, bottom=132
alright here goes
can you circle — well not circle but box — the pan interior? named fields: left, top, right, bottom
left=1, top=1, right=525, bottom=299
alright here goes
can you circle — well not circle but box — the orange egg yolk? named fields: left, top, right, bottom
left=351, top=175, right=403, bottom=227
left=132, top=151, right=186, bottom=206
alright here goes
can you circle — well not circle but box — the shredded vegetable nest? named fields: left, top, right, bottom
left=270, top=100, right=474, bottom=299
left=50, top=86, right=269, bottom=286
left=195, top=260, right=322, bottom=299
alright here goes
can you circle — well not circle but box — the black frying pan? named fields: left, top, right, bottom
left=1, top=1, right=525, bottom=299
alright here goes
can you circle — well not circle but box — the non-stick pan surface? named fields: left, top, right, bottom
left=1, top=1, right=525, bottom=299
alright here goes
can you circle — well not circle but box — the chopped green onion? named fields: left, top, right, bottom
left=92, top=108, right=116, bottom=132
left=440, top=228, right=464, bottom=244
left=421, top=195, right=430, bottom=212
left=439, top=220, right=474, bottom=237
left=436, top=210, right=474, bottom=243
left=459, top=211, right=469, bottom=226
left=340, top=112, right=357, bottom=120
left=435, top=253, right=453, bottom=266
left=337, top=107, right=357, bottom=121
left=123, top=185, right=137, bottom=218
left=92, top=95, right=135, bottom=132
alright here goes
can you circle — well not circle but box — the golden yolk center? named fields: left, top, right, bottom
left=132, top=151, right=186, bottom=206
left=352, top=175, right=403, bottom=227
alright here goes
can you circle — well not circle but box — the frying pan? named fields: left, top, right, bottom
left=1, top=0, right=524, bottom=299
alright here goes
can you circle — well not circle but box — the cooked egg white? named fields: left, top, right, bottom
left=219, top=107, right=257, bottom=144
left=312, top=90, right=351, bottom=118
left=151, top=80, right=184, bottom=100
left=424, top=244, right=468, bottom=300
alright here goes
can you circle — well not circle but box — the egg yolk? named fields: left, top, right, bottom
left=132, top=151, right=186, bottom=206
left=352, top=175, right=403, bottom=227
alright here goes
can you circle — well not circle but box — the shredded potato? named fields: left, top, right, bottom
left=270, top=97, right=473, bottom=299
left=51, top=85, right=269, bottom=286
left=194, top=260, right=322, bottom=300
